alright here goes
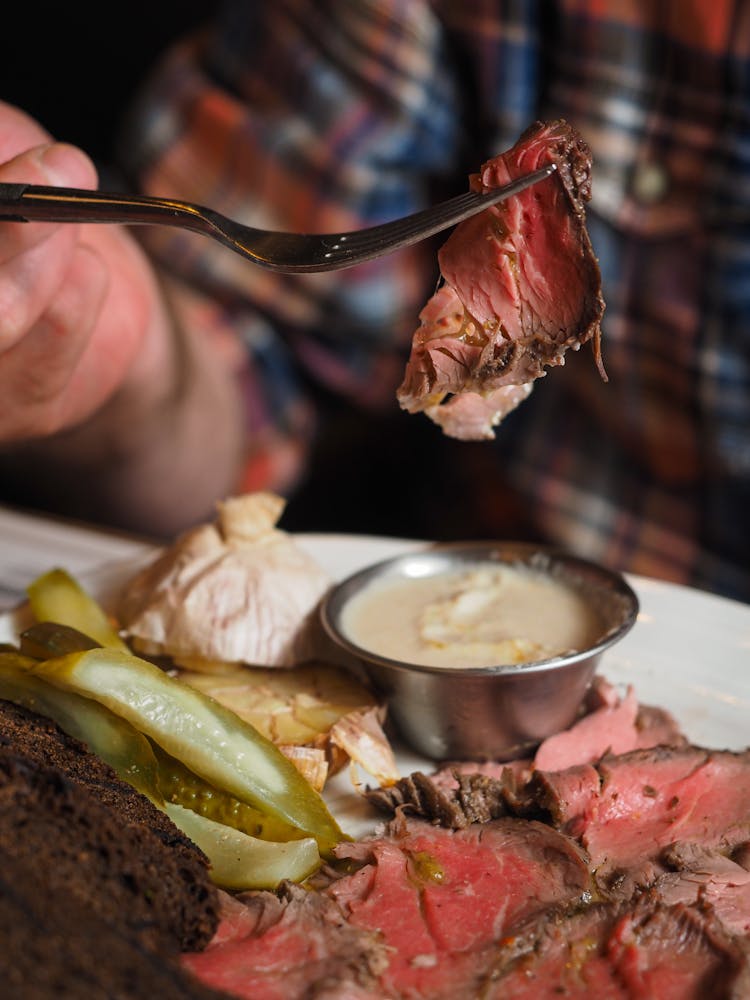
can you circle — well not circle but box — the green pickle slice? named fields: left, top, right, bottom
left=164, top=803, right=320, bottom=890
left=26, top=568, right=127, bottom=651
left=0, top=652, right=162, bottom=802
left=29, top=647, right=345, bottom=855
left=152, top=743, right=306, bottom=843
left=19, top=621, right=101, bottom=660
left=0, top=654, right=325, bottom=887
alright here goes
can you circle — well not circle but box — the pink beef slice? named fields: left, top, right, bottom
left=532, top=745, right=750, bottom=873
left=397, top=119, right=605, bottom=440
left=652, top=842, right=750, bottom=937
left=325, top=816, right=591, bottom=999
left=429, top=679, right=685, bottom=790
left=533, top=686, right=641, bottom=772
left=181, top=883, right=388, bottom=1000
left=182, top=817, right=590, bottom=1000
left=481, top=898, right=750, bottom=999
left=534, top=685, right=688, bottom=772
left=368, top=684, right=689, bottom=834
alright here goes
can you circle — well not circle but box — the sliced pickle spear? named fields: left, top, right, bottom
left=151, top=743, right=307, bottom=843
left=0, top=653, right=162, bottom=802
left=26, top=568, right=127, bottom=650
left=0, top=654, right=317, bottom=862
left=0, top=651, right=315, bottom=844
left=0, top=655, right=323, bottom=883
left=30, top=648, right=345, bottom=855
left=19, top=621, right=101, bottom=660
left=164, top=803, right=320, bottom=890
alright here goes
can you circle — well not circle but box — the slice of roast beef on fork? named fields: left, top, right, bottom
left=397, top=118, right=606, bottom=441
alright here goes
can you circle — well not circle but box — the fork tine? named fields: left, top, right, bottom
left=262, top=164, right=557, bottom=272
left=294, top=163, right=557, bottom=271
left=362, top=164, right=557, bottom=248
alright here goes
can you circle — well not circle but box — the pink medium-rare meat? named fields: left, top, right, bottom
left=532, top=745, right=750, bottom=872
left=653, top=843, right=750, bottom=937
left=481, top=899, right=750, bottom=999
left=533, top=682, right=686, bottom=771
left=533, top=686, right=640, bottom=771
left=397, top=119, right=606, bottom=440
left=189, top=816, right=591, bottom=1000
left=528, top=679, right=685, bottom=773
left=181, top=882, right=387, bottom=1000
left=183, top=738, right=750, bottom=997
left=325, top=816, right=591, bottom=999
left=367, top=679, right=688, bottom=829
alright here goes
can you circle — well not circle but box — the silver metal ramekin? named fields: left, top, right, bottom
left=320, top=541, right=639, bottom=761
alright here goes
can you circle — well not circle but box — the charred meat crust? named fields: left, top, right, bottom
left=366, top=768, right=514, bottom=829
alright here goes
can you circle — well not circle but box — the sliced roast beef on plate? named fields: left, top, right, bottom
left=397, top=118, right=606, bottom=440
left=184, top=801, right=750, bottom=999
left=480, top=898, right=750, bottom=999
left=185, top=815, right=591, bottom=1000
left=182, top=882, right=388, bottom=1000
left=365, top=677, right=688, bottom=830
left=530, top=744, right=750, bottom=871
left=651, top=842, right=750, bottom=937
left=347, top=682, right=750, bottom=998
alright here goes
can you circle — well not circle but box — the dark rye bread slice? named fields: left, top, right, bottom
left=0, top=859, right=228, bottom=1000
left=0, top=698, right=220, bottom=953
left=0, top=752, right=218, bottom=955
left=0, top=697, right=202, bottom=860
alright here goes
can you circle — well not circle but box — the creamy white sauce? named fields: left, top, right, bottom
left=340, top=564, right=603, bottom=669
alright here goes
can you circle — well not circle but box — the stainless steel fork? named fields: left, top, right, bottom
left=0, top=165, right=555, bottom=274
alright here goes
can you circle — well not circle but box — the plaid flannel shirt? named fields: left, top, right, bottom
left=118, top=0, right=750, bottom=601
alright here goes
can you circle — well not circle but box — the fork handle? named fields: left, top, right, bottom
left=0, top=182, right=210, bottom=232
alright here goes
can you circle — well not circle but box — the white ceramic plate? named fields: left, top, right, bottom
left=3, top=532, right=750, bottom=838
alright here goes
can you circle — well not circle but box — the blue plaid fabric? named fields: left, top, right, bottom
left=118, top=0, right=750, bottom=600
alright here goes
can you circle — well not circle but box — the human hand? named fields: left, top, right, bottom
left=0, top=101, right=173, bottom=443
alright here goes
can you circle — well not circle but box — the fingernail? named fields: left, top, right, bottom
left=35, top=143, right=95, bottom=188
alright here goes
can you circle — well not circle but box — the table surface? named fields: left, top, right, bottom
left=0, top=505, right=155, bottom=611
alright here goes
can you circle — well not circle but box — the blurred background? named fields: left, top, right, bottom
left=0, top=4, right=535, bottom=545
